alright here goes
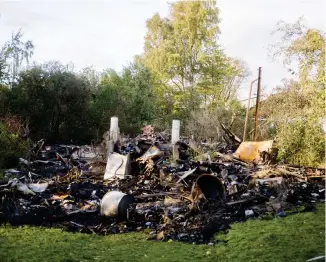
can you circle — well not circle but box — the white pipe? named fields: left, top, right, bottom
left=171, top=120, right=180, bottom=144
left=110, top=117, right=119, bottom=142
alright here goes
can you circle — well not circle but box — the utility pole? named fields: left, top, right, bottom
left=253, top=67, right=262, bottom=141
left=243, top=78, right=258, bottom=141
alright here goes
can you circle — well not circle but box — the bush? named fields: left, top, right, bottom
left=185, top=102, right=246, bottom=142
left=275, top=119, right=324, bottom=167
left=91, top=62, right=162, bottom=138
left=9, top=62, right=94, bottom=144
left=0, top=123, right=29, bottom=168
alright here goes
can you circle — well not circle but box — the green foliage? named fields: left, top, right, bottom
left=141, top=1, right=249, bottom=120
left=1, top=11, right=323, bottom=170
left=0, top=123, right=29, bottom=168
left=0, top=4, right=250, bottom=145
left=265, top=81, right=325, bottom=166
left=0, top=30, right=34, bottom=85
left=197, top=56, right=250, bottom=108
left=271, top=17, right=325, bottom=87
left=275, top=119, right=324, bottom=166
left=1, top=58, right=162, bottom=143
left=0, top=85, right=10, bottom=116
left=185, top=100, right=246, bottom=142
left=9, top=62, right=93, bottom=143
left=78, top=66, right=100, bottom=91
left=120, top=62, right=161, bottom=133
left=92, top=62, right=162, bottom=137
left=266, top=18, right=325, bottom=166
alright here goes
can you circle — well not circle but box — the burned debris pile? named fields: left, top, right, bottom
left=0, top=127, right=325, bottom=244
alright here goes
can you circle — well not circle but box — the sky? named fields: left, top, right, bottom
left=0, top=0, right=325, bottom=101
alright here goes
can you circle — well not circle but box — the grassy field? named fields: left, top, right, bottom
left=0, top=204, right=324, bottom=262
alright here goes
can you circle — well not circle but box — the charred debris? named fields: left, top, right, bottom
left=0, top=124, right=324, bottom=244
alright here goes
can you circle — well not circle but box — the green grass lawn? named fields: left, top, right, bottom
left=0, top=204, right=324, bottom=262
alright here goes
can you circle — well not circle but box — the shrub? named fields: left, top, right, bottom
left=0, top=123, right=29, bottom=168
left=185, top=102, right=246, bottom=142
left=275, top=119, right=324, bottom=167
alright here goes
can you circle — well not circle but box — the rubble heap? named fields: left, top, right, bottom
left=0, top=129, right=324, bottom=244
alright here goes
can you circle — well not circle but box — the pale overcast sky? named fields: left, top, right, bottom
left=0, top=0, right=325, bottom=100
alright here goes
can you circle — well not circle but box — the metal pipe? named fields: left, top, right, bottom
left=254, top=67, right=262, bottom=141
left=243, top=78, right=258, bottom=142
